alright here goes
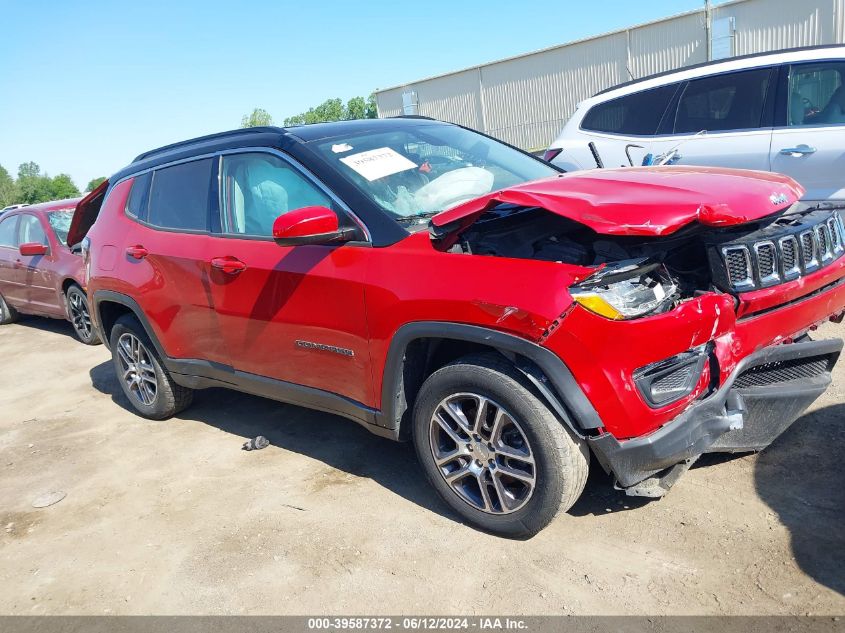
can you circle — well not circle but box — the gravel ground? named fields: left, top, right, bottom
left=0, top=317, right=843, bottom=615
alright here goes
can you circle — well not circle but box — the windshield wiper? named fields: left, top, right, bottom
left=395, top=211, right=440, bottom=225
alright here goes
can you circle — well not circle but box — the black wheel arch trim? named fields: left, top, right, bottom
left=375, top=321, right=604, bottom=436
left=92, top=290, right=168, bottom=356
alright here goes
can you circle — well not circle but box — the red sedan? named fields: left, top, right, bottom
left=0, top=198, right=99, bottom=344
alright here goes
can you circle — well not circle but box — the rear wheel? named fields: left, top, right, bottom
left=412, top=354, right=589, bottom=538
left=0, top=292, right=19, bottom=325
left=66, top=285, right=100, bottom=345
left=109, top=314, right=193, bottom=419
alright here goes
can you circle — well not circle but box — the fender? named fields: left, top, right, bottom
left=375, top=322, right=604, bottom=436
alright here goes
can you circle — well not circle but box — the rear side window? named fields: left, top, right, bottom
left=581, top=84, right=678, bottom=135
left=674, top=68, right=771, bottom=133
left=147, top=159, right=214, bottom=231
left=0, top=216, right=17, bottom=247
left=126, top=171, right=152, bottom=220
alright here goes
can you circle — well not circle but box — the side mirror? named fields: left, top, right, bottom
left=19, top=242, right=48, bottom=257
left=272, top=206, right=354, bottom=246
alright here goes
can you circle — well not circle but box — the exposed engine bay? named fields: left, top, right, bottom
left=445, top=203, right=845, bottom=319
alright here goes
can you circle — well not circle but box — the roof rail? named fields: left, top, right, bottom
left=132, top=126, right=284, bottom=163
left=389, top=115, right=436, bottom=120
left=595, top=43, right=845, bottom=96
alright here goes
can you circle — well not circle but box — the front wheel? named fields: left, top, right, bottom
left=412, top=354, right=589, bottom=538
left=66, top=285, right=101, bottom=345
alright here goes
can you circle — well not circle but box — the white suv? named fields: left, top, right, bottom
left=545, top=45, right=845, bottom=200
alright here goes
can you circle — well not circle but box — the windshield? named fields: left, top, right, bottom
left=48, top=210, right=74, bottom=244
left=311, top=124, right=557, bottom=225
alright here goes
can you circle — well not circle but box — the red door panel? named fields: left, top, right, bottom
left=0, top=215, right=25, bottom=308
left=115, top=224, right=228, bottom=363
left=207, top=240, right=372, bottom=405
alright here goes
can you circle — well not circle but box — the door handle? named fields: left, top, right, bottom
left=126, top=245, right=149, bottom=259
left=210, top=256, right=247, bottom=274
left=779, top=145, right=817, bottom=157
left=13, top=259, right=23, bottom=269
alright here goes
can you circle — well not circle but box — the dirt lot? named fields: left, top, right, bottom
left=0, top=316, right=843, bottom=615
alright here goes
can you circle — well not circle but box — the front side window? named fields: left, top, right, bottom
left=582, top=84, right=678, bottom=135
left=147, top=159, right=214, bottom=231
left=18, top=214, right=48, bottom=245
left=310, top=123, right=557, bottom=224
left=48, top=210, right=74, bottom=244
left=674, top=68, right=771, bottom=133
left=0, top=216, right=17, bottom=247
left=220, top=153, right=334, bottom=236
left=787, top=62, right=845, bottom=126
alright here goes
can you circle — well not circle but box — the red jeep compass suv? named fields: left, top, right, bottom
left=68, top=118, right=845, bottom=536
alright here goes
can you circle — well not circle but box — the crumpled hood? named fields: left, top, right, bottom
left=430, top=166, right=805, bottom=242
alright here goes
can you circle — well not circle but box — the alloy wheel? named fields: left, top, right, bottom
left=429, top=393, right=536, bottom=515
left=69, top=291, right=92, bottom=340
left=116, top=333, right=158, bottom=406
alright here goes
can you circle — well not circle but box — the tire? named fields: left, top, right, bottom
left=66, top=285, right=101, bottom=345
left=109, top=314, right=193, bottom=419
left=412, top=353, right=589, bottom=538
left=0, top=292, right=19, bottom=325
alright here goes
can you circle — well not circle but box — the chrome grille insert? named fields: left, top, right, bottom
left=800, top=230, right=819, bottom=272
left=778, top=235, right=801, bottom=280
left=816, top=224, right=833, bottom=262
left=828, top=217, right=843, bottom=255
left=722, top=246, right=754, bottom=291
left=754, top=241, right=779, bottom=286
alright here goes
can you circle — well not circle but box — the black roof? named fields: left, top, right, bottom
left=595, top=43, right=845, bottom=96
left=113, top=117, right=446, bottom=183
left=111, top=116, right=449, bottom=182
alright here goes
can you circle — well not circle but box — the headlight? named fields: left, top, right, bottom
left=571, top=260, right=676, bottom=320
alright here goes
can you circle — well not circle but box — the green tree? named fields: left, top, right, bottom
left=345, top=96, right=367, bottom=120
left=50, top=174, right=80, bottom=199
left=86, top=177, right=106, bottom=192
left=284, top=94, right=378, bottom=126
left=241, top=108, right=273, bottom=128
left=18, top=161, right=40, bottom=179
left=366, top=93, right=378, bottom=119
left=16, top=161, right=50, bottom=203
left=0, top=165, right=17, bottom=207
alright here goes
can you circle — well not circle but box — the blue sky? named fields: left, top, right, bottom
left=0, top=0, right=705, bottom=190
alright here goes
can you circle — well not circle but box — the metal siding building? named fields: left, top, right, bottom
left=375, top=0, right=845, bottom=152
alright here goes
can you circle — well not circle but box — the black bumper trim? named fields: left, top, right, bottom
left=588, top=337, right=842, bottom=489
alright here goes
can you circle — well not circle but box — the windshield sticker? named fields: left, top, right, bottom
left=340, top=147, right=417, bottom=181
left=331, top=143, right=353, bottom=153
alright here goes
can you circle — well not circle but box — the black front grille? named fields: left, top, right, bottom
left=734, top=356, right=830, bottom=389
left=711, top=209, right=844, bottom=292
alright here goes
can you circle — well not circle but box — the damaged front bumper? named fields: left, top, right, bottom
left=587, top=336, right=842, bottom=496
